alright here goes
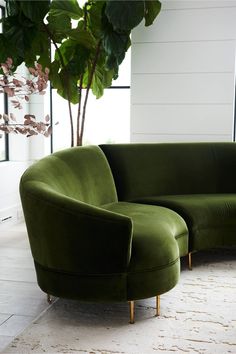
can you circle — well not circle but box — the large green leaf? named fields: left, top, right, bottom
left=58, top=69, right=79, bottom=104
left=50, top=60, right=79, bottom=104
left=103, top=68, right=115, bottom=88
left=54, top=39, right=76, bottom=66
left=50, top=0, right=83, bottom=20
left=5, top=1, right=20, bottom=17
left=80, top=49, right=110, bottom=98
left=0, top=35, right=9, bottom=64
left=90, top=53, right=114, bottom=99
left=91, top=64, right=104, bottom=98
left=54, top=39, right=90, bottom=72
left=49, top=60, right=61, bottom=87
left=47, top=13, right=72, bottom=43
left=25, top=30, right=50, bottom=68
left=91, top=71, right=110, bottom=99
left=88, top=1, right=106, bottom=39
left=103, top=31, right=130, bottom=58
left=3, top=15, right=38, bottom=59
left=105, top=1, right=144, bottom=31
left=20, top=1, right=50, bottom=23
left=67, top=44, right=90, bottom=76
left=105, top=54, right=118, bottom=78
left=0, top=34, right=23, bottom=67
left=37, top=54, right=51, bottom=70
left=51, top=40, right=89, bottom=101
left=69, top=29, right=96, bottom=50
left=144, top=1, right=161, bottom=26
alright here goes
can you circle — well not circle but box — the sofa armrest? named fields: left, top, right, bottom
left=20, top=181, right=133, bottom=274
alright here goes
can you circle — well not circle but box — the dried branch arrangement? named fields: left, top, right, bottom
left=0, top=58, right=51, bottom=138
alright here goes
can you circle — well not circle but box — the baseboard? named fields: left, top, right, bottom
left=0, top=204, right=24, bottom=229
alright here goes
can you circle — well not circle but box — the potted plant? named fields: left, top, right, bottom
left=0, top=0, right=161, bottom=146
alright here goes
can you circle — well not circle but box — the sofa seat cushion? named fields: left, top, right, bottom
left=133, top=194, right=236, bottom=252
left=102, top=202, right=188, bottom=299
left=102, top=202, right=188, bottom=270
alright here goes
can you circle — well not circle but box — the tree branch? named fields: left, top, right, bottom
left=43, top=23, right=74, bottom=147
left=76, top=2, right=89, bottom=146
left=78, top=40, right=102, bottom=146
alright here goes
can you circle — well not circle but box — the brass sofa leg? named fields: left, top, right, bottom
left=188, top=252, right=192, bottom=270
left=129, top=301, right=135, bottom=324
left=156, top=295, right=160, bottom=316
left=47, top=294, right=52, bottom=304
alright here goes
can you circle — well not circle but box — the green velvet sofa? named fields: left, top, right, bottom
left=20, top=142, right=236, bottom=323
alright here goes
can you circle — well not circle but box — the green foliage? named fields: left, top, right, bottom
left=1, top=0, right=162, bottom=145
left=2, top=0, right=50, bottom=66
left=2, top=0, right=162, bottom=102
left=105, top=1, right=144, bottom=31
left=144, top=1, right=162, bottom=26
left=58, top=69, right=79, bottom=104
left=20, top=1, right=49, bottom=23
left=3, top=15, right=37, bottom=59
left=49, top=0, right=83, bottom=20
left=0, top=34, right=21, bottom=66
left=47, top=13, right=72, bottom=43
left=91, top=54, right=114, bottom=99
left=52, top=39, right=90, bottom=103
left=87, top=1, right=106, bottom=39
left=68, top=29, right=96, bottom=49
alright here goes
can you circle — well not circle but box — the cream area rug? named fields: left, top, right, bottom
left=3, top=250, right=236, bottom=354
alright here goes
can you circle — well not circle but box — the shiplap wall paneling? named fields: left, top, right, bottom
left=134, top=6, right=236, bottom=42
left=131, top=1, right=236, bottom=143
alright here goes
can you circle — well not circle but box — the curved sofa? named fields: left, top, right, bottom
left=20, top=142, right=236, bottom=322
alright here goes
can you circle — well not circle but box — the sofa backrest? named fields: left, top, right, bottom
left=100, top=142, right=236, bottom=200
left=21, top=145, right=118, bottom=206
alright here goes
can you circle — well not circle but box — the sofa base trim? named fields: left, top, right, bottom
left=35, top=261, right=128, bottom=302
left=35, top=258, right=180, bottom=303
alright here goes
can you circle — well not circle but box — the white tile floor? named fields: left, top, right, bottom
left=0, top=223, right=51, bottom=353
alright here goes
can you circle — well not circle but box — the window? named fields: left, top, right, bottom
left=0, top=5, right=8, bottom=161
left=51, top=50, right=131, bottom=151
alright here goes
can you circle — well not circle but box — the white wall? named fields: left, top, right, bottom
left=0, top=63, right=30, bottom=228
left=0, top=4, right=51, bottom=229
left=0, top=89, right=50, bottom=229
left=0, top=136, right=30, bottom=228
left=131, top=0, right=236, bottom=142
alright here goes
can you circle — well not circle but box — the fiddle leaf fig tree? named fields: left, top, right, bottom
left=0, top=0, right=161, bottom=146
